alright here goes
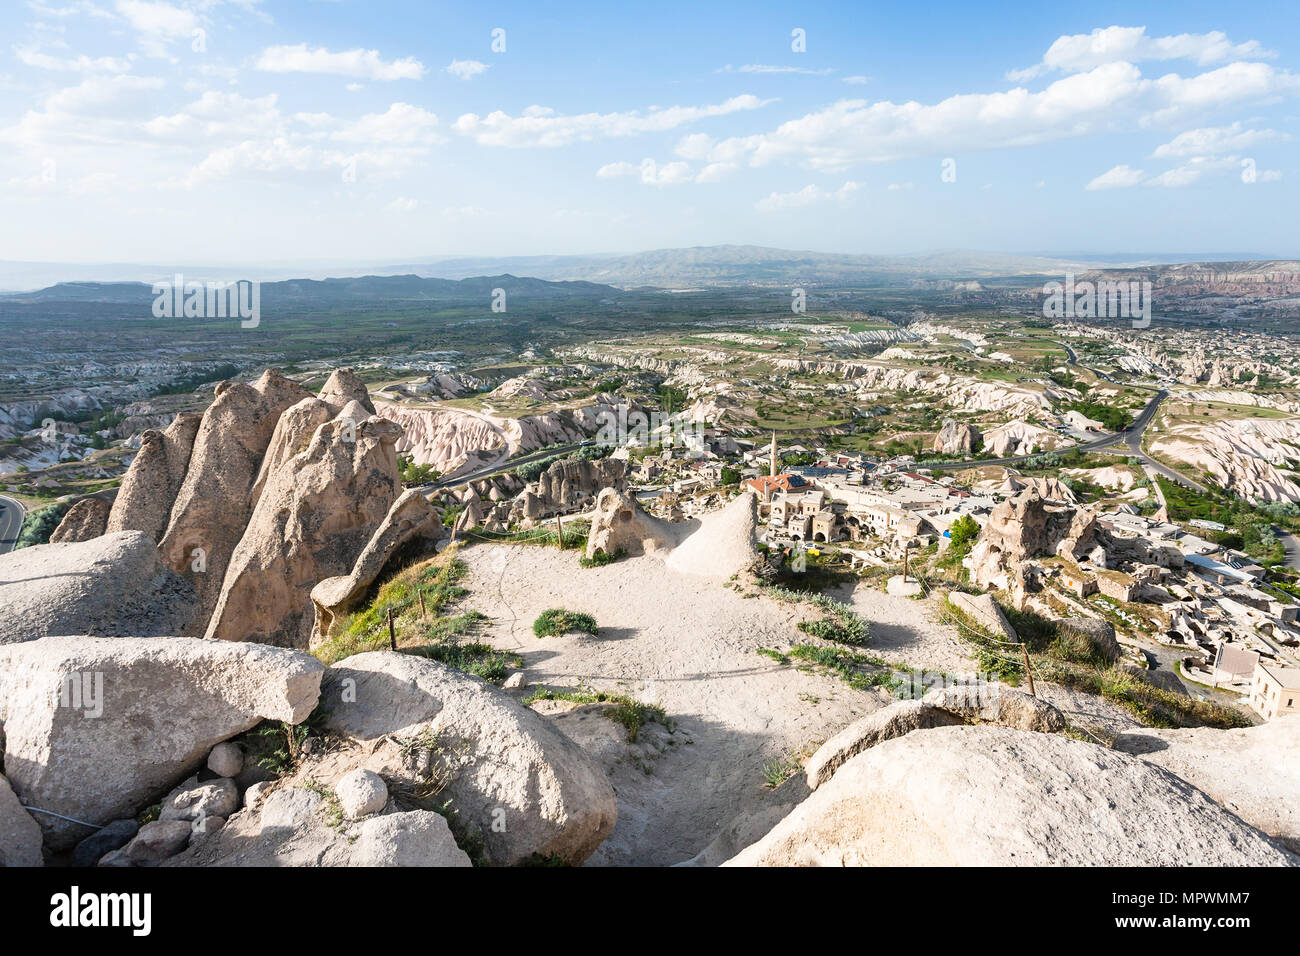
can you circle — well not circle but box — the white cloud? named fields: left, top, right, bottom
left=255, top=44, right=425, bottom=81
left=143, top=91, right=282, bottom=140
left=332, top=102, right=439, bottom=145
left=842, top=75, right=870, bottom=85
left=719, top=63, right=832, bottom=76
left=691, top=60, right=1300, bottom=171
left=1151, top=122, right=1284, bottom=158
left=385, top=196, right=419, bottom=212
left=755, top=180, right=860, bottom=211
left=695, top=161, right=735, bottom=183
left=1008, top=25, right=1274, bottom=80
left=114, top=0, right=200, bottom=56
left=14, top=45, right=134, bottom=72
left=1086, top=164, right=1145, bottom=190
left=596, top=157, right=692, bottom=186
left=445, top=59, right=488, bottom=80
left=1, top=72, right=165, bottom=147
left=453, top=94, right=772, bottom=147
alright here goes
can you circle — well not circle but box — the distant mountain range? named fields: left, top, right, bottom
left=0, top=274, right=623, bottom=308
left=0, top=244, right=1285, bottom=293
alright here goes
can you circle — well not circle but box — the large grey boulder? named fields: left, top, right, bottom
left=1113, top=716, right=1300, bottom=852
left=727, top=725, right=1295, bottom=866
left=321, top=652, right=617, bottom=865
left=0, top=634, right=323, bottom=848
left=0, top=774, right=43, bottom=867
left=0, top=531, right=198, bottom=644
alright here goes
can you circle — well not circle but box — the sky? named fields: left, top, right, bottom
left=0, top=0, right=1298, bottom=265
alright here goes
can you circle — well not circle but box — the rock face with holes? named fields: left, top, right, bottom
left=319, top=652, right=617, bottom=865
left=728, top=725, right=1296, bottom=866
left=105, top=412, right=202, bottom=543
left=933, top=419, right=981, bottom=455
left=0, top=531, right=198, bottom=644
left=584, top=487, right=675, bottom=561
left=49, top=497, right=110, bottom=544
left=1113, top=716, right=1300, bottom=852
left=0, top=634, right=323, bottom=848
left=517, top=456, right=628, bottom=524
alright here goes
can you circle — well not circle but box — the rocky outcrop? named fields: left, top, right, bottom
left=310, top=489, right=444, bottom=645
left=320, top=652, right=617, bottom=866
left=932, top=419, right=980, bottom=455
left=665, top=491, right=760, bottom=578
left=204, top=412, right=404, bottom=648
left=0, top=531, right=198, bottom=644
left=947, top=592, right=1018, bottom=642
left=1113, top=716, right=1300, bottom=852
left=159, top=369, right=313, bottom=627
left=105, top=412, right=201, bottom=542
left=968, top=490, right=1105, bottom=592
left=982, top=420, right=1059, bottom=457
left=0, top=774, right=43, bottom=867
left=585, top=487, right=675, bottom=561
left=49, top=497, right=110, bottom=543
left=920, top=682, right=1067, bottom=733
left=518, top=456, right=628, bottom=524
left=727, top=726, right=1294, bottom=866
left=0, top=634, right=323, bottom=848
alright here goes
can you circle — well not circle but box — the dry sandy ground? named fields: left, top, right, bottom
left=456, top=542, right=999, bottom=865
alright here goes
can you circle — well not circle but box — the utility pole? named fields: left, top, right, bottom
left=387, top=607, right=397, bottom=652
left=1021, top=643, right=1036, bottom=697
left=555, top=514, right=564, bottom=549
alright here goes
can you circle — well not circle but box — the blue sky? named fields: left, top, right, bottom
left=1, top=0, right=1297, bottom=264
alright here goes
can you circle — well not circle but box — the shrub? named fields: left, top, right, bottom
left=533, top=608, right=598, bottom=638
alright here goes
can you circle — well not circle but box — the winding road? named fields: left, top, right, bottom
left=0, top=494, right=26, bottom=554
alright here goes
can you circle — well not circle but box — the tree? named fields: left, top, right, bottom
left=947, top=515, right=980, bottom=553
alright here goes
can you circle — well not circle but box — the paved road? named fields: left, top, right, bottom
left=1278, top=528, right=1300, bottom=572
left=927, top=387, right=1169, bottom=472
left=419, top=442, right=585, bottom=492
left=0, top=494, right=26, bottom=554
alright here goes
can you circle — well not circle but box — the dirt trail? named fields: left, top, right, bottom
left=456, top=543, right=988, bottom=865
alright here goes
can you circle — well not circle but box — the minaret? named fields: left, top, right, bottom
left=770, top=431, right=778, bottom=478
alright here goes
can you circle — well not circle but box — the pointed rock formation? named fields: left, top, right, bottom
left=159, top=370, right=312, bottom=626
left=105, top=412, right=201, bottom=542
left=665, top=491, right=759, bottom=578
left=49, top=496, right=110, bottom=543
left=204, top=412, right=404, bottom=648
left=585, top=487, right=675, bottom=560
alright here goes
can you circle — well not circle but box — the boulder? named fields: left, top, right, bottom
left=352, top=810, right=472, bottom=866
left=0, top=774, right=43, bottom=867
left=0, top=531, right=198, bottom=644
left=584, top=487, right=674, bottom=561
left=0, top=634, right=323, bottom=848
left=204, top=412, right=404, bottom=648
left=1113, top=716, right=1300, bottom=852
left=159, top=369, right=313, bottom=627
left=70, top=819, right=137, bottom=868
left=727, top=725, right=1294, bottom=866
left=207, top=742, right=243, bottom=778
left=105, top=412, right=201, bottom=542
left=947, top=591, right=1018, bottom=643
left=921, top=681, right=1068, bottom=733
left=159, top=777, right=240, bottom=824
left=336, top=768, right=388, bottom=820
left=321, top=652, right=617, bottom=865
left=111, top=820, right=193, bottom=866
left=309, top=489, right=444, bottom=645
left=49, top=497, right=110, bottom=544
left=317, top=367, right=376, bottom=415
left=1055, top=617, right=1120, bottom=665
left=805, top=700, right=967, bottom=789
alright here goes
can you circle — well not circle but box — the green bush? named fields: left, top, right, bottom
left=533, top=608, right=598, bottom=638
